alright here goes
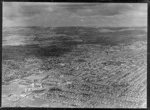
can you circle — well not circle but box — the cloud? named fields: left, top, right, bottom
left=3, top=2, right=54, bottom=20
left=59, top=3, right=140, bottom=17
left=18, top=4, right=53, bottom=17
left=62, top=3, right=147, bottom=19
left=58, top=3, right=99, bottom=12
left=3, top=2, right=20, bottom=20
left=3, top=2, right=147, bottom=27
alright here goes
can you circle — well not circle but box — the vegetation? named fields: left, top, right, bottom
left=2, top=26, right=147, bottom=107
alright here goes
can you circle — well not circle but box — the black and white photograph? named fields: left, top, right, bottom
left=2, top=2, right=147, bottom=108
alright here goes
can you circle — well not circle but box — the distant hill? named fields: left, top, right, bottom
left=3, top=26, right=147, bottom=46
left=2, top=26, right=147, bottom=59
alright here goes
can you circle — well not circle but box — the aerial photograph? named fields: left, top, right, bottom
left=2, top=2, right=147, bottom=108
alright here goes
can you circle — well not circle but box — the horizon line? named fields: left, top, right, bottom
left=3, top=25, right=147, bottom=28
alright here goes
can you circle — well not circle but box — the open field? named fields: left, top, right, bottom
left=2, top=26, right=147, bottom=108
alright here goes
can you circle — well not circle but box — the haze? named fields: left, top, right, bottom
left=3, top=2, right=147, bottom=27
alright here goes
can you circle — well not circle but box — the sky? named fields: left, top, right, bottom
left=3, top=2, right=147, bottom=27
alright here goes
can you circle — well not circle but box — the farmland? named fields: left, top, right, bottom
left=2, top=26, right=147, bottom=108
